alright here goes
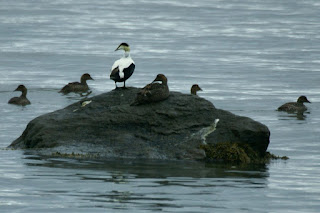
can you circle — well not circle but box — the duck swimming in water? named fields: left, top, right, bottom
left=191, top=84, right=202, bottom=95
left=59, top=73, right=93, bottom=94
left=278, top=96, right=311, bottom=112
left=8, top=85, right=31, bottom=106
left=131, top=74, right=169, bottom=106
left=110, top=43, right=135, bottom=89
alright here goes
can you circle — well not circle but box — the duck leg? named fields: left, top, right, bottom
left=121, top=81, right=128, bottom=89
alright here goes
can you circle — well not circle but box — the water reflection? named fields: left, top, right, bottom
left=22, top=152, right=269, bottom=179
left=13, top=152, right=270, bottom=211
left=277, top=111, right=309, bottom=121
left=61, top=91, right=93, bottom=101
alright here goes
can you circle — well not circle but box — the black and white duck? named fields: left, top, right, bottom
left=110, top=43, right=135, bottom=89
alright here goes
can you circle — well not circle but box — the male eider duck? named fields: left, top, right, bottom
left=278, top=96, right=311, bottom=112
left=131, top=74, right=169, bottom=105
left=191, top=84, right=202, bottom=95
left=59, top=73, right=93, bottom=94
left=8, top=85, right=31, bottom=106
left=110, top=43, right=135, bottom=88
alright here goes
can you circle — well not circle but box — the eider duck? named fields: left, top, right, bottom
left=8, top=85, right=31, bottom=106
left=59, top=73, right=93, bottom=94
left=131, top=74, right=169, bottom=105
left=191, top=84, right=202, bottom=95
left=278, top=96, right=311, bottom=112
left=110, top=43, right=135, bottom=88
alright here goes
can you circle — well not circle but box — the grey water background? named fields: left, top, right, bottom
left=0, top=0, right=320, bottom=212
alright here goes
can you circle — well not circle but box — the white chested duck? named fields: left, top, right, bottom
left=191, top=84, right=202, bottom=95
left=59, top=73, right=93, bottom=94
left=110, top=43, right=135, bottom=88
left=278, top=96, right=311, bottom=112
left=8, top=85, right=31, bottom=106
left=131, top=74, right=169, bottom=105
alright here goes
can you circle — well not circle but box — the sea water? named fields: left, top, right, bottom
left=1, top=0, right=320, bottom=212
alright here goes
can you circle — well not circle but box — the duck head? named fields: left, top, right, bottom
left=191, top=84, right=202, bottom=95
left=115, top=43, right=130, bottom=52
left=81, top=73, right=94, bottom=81
left=14, top=84, right=27, bottom=97
left=152, top=74, right=167, bottom=85
left=297, top=96, right=311, bottom=103
left=14, top=85, right=27, bottom=92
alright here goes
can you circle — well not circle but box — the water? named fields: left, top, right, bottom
left=1, top=0, right=320, bottom=212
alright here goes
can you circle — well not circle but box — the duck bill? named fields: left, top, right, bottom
left=115, top=44, right=122, bottom=51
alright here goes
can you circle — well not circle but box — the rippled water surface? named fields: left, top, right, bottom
left=1, top=0, right=320, bottom=212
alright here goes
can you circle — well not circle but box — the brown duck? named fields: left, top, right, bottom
left=278, top=96, right=311, bottom=112
left=59, top=73, right=93, bottom=94
left=131, top=74, right=169, bottom=105
left=8, top=85, right=31, bottom=106
left=191, top=84, right=202, bottom=95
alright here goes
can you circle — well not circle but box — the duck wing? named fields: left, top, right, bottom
left=131, top=83, right=169, bottom=105
left=8, top=97, right=19, bottom=104
left=19, top=98, right=31, bottom=106
left=278, top=102, right=305, bottom=112
left=60, top=82, right=86, bottom=93
left=110, top=66, right=120, bottom=81
left=8, top=97, right=30, bottom=106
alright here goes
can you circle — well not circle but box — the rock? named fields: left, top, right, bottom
left=9, top=87, right=270, bottom=161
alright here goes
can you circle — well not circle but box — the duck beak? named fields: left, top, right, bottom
left=115, top=45, right=121, bottom=51
left=14, top=88, right=19, bottom=92
left=89, top=76, right=94, bottom=80
left=199, top=87, right=203, bottom=91
left=307, top=100, right=311, bottom=103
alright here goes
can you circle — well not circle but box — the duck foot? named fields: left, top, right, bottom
left=114, top=86, right=128, bottom=90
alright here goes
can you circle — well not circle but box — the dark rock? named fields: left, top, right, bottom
left=9, top=87, right=270, bottom=160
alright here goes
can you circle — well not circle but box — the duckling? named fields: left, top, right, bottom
left=110, top=43, right=135, bottom=89
left=191, top=84, right=202, bottom=95
left=8, top=85, right=31, bottom=106
left=278, top=96, right=311, bottom=112
left=131, top=74, right=169, bottom=106
left=59, top=73, right=93, bottom=94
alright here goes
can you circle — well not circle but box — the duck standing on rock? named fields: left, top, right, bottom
left=278, top=96, right=311, bottom=112
left=8, top=85, right=31, bottom=106
left=131, top=74, right=169, bottom=106
left=59, top=73, right=93, bottom=94
left=191, top=84, right=202, bottom=95
left=110, top=43, right=135, bottom=89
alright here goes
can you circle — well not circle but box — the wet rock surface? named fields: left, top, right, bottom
left=9, top=87, right=270, bottom=160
